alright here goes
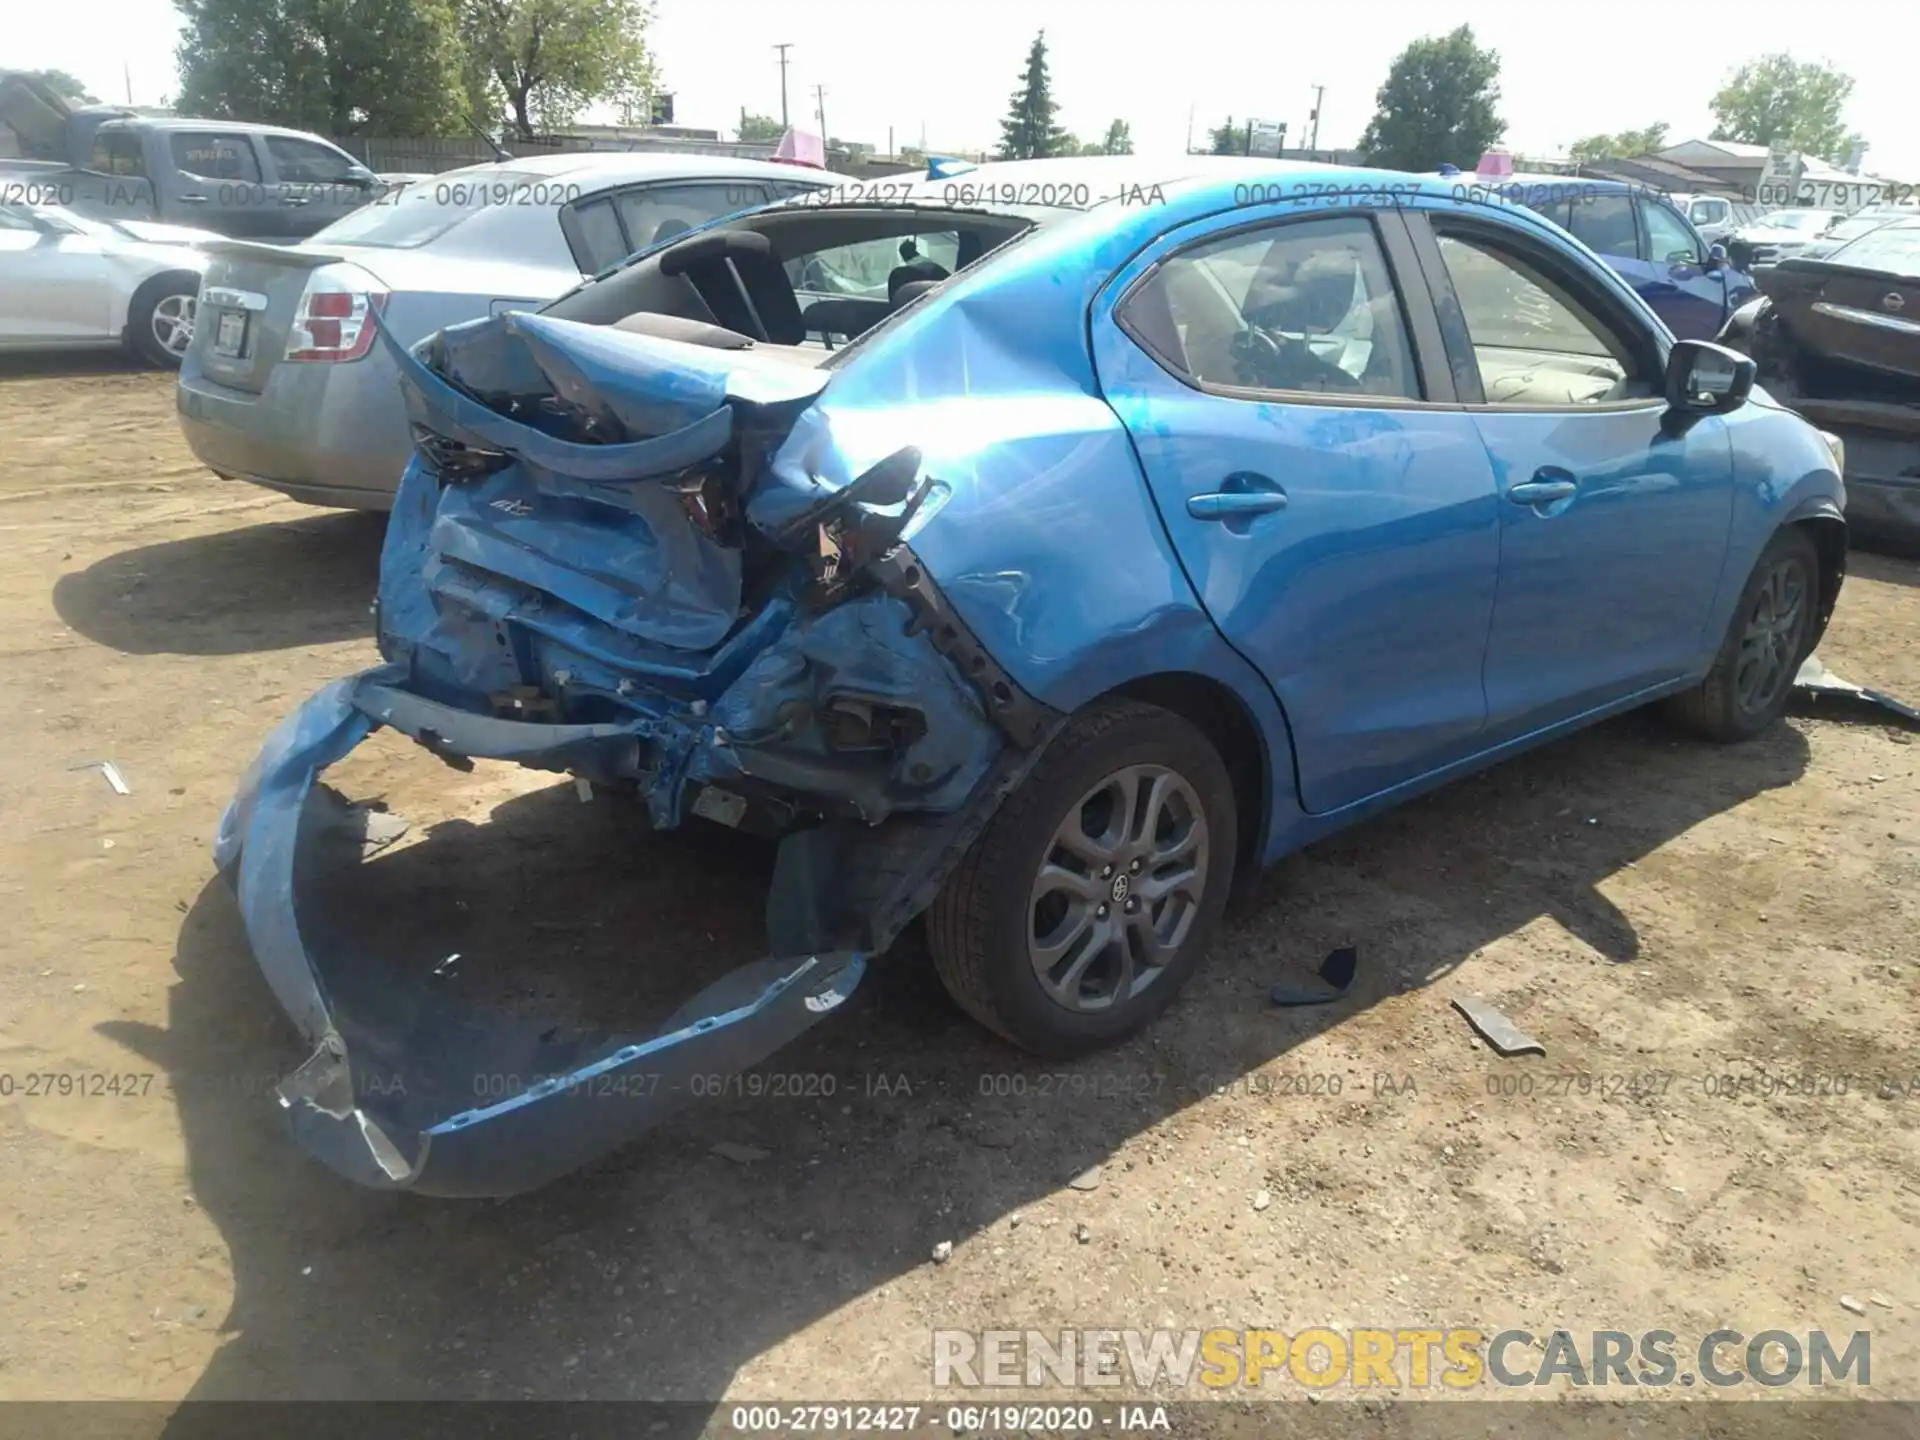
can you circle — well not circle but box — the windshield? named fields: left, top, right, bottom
left=1830, top=222, right=1920, bottom=277
left=309, top=168, right=565, bottom=248
left=1768, top=211, right=1836, bottom=235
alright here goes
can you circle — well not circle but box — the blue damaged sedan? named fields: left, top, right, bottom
left=217, top=157, right=1849, bottom=1195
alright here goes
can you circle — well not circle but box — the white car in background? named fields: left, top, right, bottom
left=0, top=202, right=212, bottom=365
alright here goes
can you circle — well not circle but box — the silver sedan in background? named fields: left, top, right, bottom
left=0, top=203, right=212, bottom=365
left=176, top=152, right=839, bottom=510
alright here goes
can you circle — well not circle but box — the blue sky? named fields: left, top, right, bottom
left=17, top=0, right=1916, bottom=176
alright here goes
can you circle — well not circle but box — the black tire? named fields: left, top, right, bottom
left=126, top=274, right=200, bottom=368
left=927, top=699, right=1237, bottom=1056
left=1667, top=526, right=1820, bottom=742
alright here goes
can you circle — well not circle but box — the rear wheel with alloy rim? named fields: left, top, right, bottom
left=930, top=699, right=1237, bottom=1055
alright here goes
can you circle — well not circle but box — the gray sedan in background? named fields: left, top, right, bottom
left=176, top=152, right=838, bottom=510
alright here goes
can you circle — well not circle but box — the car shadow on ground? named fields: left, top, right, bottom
left=0, top=351, right=157, bottom=380
left=52, top=512, right=387, bottom=656
left=1846, top=549, right=1920, bottom=590
left=100, top=709, right=1810, bottom=1424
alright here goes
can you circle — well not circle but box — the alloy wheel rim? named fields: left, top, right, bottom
left=152, top=294, right=196, bottom=355
left=1734, top=556, right=1810, bottom=715
left=1027, top=763, right=1209, bottom=1013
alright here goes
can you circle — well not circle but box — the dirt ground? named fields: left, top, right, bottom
left=1, top=356, right=1917, bottom=1431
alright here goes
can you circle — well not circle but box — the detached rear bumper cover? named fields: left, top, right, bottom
left=213, top=671, right=864, bottom=1198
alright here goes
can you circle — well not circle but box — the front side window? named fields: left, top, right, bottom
left=170, top=132, right=260, bottom=183
left=1640, top=200, right=1700, bottom=264
left=264, top=135, right=358, bottom=184
left=1119, top=215, right=1420, bottom=400
left=1688, top=198, right=1728, bottom=227
left=1433, top=230, right=1655, bottom=406
left=1567, top=192, right=1638, bottom=258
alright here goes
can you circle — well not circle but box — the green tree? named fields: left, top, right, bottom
left=1098, top=119, right=1133, bottom=156
left=1568, top=121, right=1670, bottom=165
left=174, top=0, right=465, bottom=135
left=1208, top=116, right=1240, bottom=155
left=459, top=0, right=656, bottom=140
left=996, top=30, right=1069, bottom=160
left=21, top=69, right=98, bottom=104
left=1359, top=25, right=1504, bottom=171
left=1710, top=53, right=1855, bottom=162
left=736, top=111, right=784, bottom=142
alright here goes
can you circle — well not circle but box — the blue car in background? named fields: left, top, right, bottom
left=217, top=157, right=1846, bottom=1195
left=1477, top=174, right=1759, bottom=339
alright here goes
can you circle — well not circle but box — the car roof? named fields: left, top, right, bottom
left=432, top=151, right=856, bottom=188
left=105, top=116, right=343, bottom=142
left=778, top=154, right=1438, bottom=217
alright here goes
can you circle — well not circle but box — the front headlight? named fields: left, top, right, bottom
left=1818, top=429, right=1846, bottom=477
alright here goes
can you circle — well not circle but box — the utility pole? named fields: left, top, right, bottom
left=814, top=84, right=828, bottom=143
left=1185, top=104, right=1195, bottom=155
left=773, top=43, right=793, bottom=129
left=1308, top=85, right=1325, bottom=152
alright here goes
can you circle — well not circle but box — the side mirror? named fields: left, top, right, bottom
left=1665, top=338, right=1754, bottom=415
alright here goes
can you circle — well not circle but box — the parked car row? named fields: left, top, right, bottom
left=188, top=154, right=1853, bottom=1194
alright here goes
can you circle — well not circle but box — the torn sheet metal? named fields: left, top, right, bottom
left=216, top=308, right=1050, bottom=1193
left=1794, top=653, right=1920, bottom=727
left=70, top=760, right=131, bottom=795
left=1451, top=996, right=1546, bottom=1057
left=213, top=670, right=867, bottom=1197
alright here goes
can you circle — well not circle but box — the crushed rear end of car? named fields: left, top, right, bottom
left=216, top=307, right=1053, bottom=1195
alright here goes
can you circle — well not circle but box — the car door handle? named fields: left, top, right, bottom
left=178, top=193, right=208, bottom=203
left=1508, top=477, right=1578, bottom=505
left=281, top=196, right=309, bottom=206
left=1189, top=491, right=1289, bottom=520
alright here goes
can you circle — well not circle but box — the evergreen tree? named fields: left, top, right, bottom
left=996, top=31, right=1069, bottom=160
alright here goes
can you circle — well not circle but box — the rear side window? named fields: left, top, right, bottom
left=1119, top=214, right=1420, bottom=400
left=264, top=135, right=357, bottom=183
left=612, top=182, right=766, bottom=253
left=1567, top=193, right=1638, bottom=258
left=565, top=196, right=630, bottom=271
left=1432, top=230, right=1654, bottom=405
left=170, top=132, right=261, bottom=183
left=88, top=130, right=146, bottom=177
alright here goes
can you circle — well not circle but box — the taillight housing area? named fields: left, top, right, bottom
left=285, top=263, right=389, bottom=362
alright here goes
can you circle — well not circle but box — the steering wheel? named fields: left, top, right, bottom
left=1229, top=323, right=1358, bottom=392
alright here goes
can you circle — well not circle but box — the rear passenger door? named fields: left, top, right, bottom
left=1091, top=206, right=1504, bottom=814
left=165, top=130, right=271, bottom=237
left=1407, top=208, right=1735, bottom=741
